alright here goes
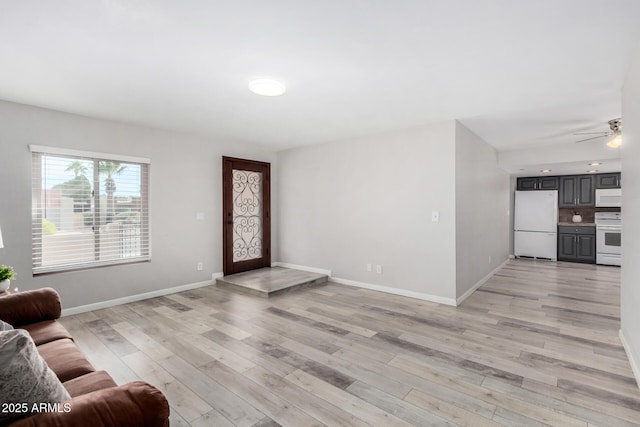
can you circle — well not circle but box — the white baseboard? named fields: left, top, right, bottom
left=271, top=262, right=332, bottom=277
left=61, top=277, right=220, bottom=317
left=456, top=259, right=509, bottom=306
left=331, top=276, right=457, bottom=306
left=620, top=329, right=640, bottom=390
left=211, top=272, right=224, bottom=281
left=508, top=254, right=516, bottom=259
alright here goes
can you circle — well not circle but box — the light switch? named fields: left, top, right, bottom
left=196, top=212, right=205, bottom=220
left=431, top=211, right=440, bottom=222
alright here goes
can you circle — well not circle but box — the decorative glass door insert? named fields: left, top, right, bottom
left=232, top=169, right=262, bottom=262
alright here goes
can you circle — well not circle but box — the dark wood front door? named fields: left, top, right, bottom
left=222, top=157, right=271, bottom=275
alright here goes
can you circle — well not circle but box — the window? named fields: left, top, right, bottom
left=30, top=145, right=150, bottom=274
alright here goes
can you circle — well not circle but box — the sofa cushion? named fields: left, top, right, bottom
left=8, top=381, right=170, bottom=427
left=37, top=338, right=95, bottom=382
left=0, top=288, right=62, bottom=327
left=0, top=329, right=71, bottom=425
left=63, top=371, right=117, bottom=397
left=1, top=319, right=13, bottom=331
left=22, top=320, right=73, bottom=346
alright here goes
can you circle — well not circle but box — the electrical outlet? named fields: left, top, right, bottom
left=431, top=211, right=439, bottom=222
left=376, top=264, right=383, bottom=274
left=488, top=255, right=492, bottom=265
left=196, top=212, right=205, bottom=220
left=366, top=263, right=372, bottom=272
left=197, top=262, right=203, bottom=271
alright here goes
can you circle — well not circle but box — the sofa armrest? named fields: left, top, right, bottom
left=0, top=288, right=62, bottom=327
left=10, top=381, right=170, bottom=427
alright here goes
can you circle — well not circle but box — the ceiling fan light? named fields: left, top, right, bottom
left=606, top=134, right=622, bottom=148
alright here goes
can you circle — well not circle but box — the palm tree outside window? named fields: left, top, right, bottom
left=99, top=161, right=127, bottom=223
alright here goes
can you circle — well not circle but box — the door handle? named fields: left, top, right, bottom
left=227, top=221, right=233, bottom=225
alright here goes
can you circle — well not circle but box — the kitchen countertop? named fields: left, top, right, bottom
left=558, top=222, right=595, bottom=227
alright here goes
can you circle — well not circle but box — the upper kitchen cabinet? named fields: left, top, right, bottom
left=559, top=175, right=595, bottom=207
left=517, top=176, right=558, bottom=191
left=559, top=177, right=574, bottom=206
left=595, top=172, right=621, bottom=189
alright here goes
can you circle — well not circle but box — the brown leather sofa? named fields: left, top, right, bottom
left=0, top=288, right=170, bottom=426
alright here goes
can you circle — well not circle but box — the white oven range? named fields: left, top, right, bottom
left=595, top=212, right=621, bottom=266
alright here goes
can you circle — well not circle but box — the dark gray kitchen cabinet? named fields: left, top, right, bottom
left=558, top=233, right=577, bottom=259
left=559, top=177, right=575, bottom=206
left=517, top=177, right=538, bottom=190
left=596, top=173, right=621, bottom=189
left=576, top=175, right=595, bottom=206
left=539, top=177, right=559, bottom=190
left=557, top=226, right=596, bottom=264
left=558, top=175, right=594, bottom=207
left=517, top=176, right=558, bottom=191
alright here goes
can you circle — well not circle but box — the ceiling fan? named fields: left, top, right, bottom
left=575, top=118, right=622, bottom=147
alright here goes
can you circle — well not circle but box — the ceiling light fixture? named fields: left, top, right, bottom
left=587, top=170, right=599, bottom=173
left=588, top=162, right=602, bottom=166
left=248, top=78, right=286, bottom=96
left=606, top=134, right=622, bottom=148
left=540, top=169, right=552, bottom=173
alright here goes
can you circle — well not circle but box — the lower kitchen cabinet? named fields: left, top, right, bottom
left=558, top=226, right=596, bottom=263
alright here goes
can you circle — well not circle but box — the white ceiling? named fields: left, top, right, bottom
left=1, top=1, right=639, bottom=158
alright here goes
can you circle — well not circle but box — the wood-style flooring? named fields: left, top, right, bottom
left=59, top=260, right=640, bottom=426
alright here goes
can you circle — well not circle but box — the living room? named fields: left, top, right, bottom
left=1, top=1, right=640, bottom=426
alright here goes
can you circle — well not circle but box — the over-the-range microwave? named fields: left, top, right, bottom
left=595, top=188, right=622, bottom=207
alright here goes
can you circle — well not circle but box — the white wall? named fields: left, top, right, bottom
left=277, top=121, right=458, bottom=300
left=621, top=45, right=640, bottom=383
left=0, top=100, right=277, bottom=309
left=455, top=122, right=510, bottom=298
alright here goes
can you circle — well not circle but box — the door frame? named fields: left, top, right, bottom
left=222, top=156, right=271, bottom=276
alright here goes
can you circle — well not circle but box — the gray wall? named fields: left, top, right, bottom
left=454, top=122, right=510, bottom=298
left=277, top=121, right=458, bottom=300
left=0, top=100, right=277, bottom=309
left=621, top=44, right=640, bottom=379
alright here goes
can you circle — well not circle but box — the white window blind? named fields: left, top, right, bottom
left=31, top=146, right=150, bottom=274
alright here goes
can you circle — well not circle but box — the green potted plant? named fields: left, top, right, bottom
left=0, top=265, right=16, bottom=292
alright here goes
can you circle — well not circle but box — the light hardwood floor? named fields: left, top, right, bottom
left=59, top=260, right=640, bottom=426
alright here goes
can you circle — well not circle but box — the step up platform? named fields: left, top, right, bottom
left=216, top=267, right=328, bottom=298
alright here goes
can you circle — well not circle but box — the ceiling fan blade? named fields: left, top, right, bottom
left=573, top=132, right=610, bottom=135
left=576, top=135, right=607, bottom=143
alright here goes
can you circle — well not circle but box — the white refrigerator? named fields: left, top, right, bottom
left=514, top=190, right=558, bottom=260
